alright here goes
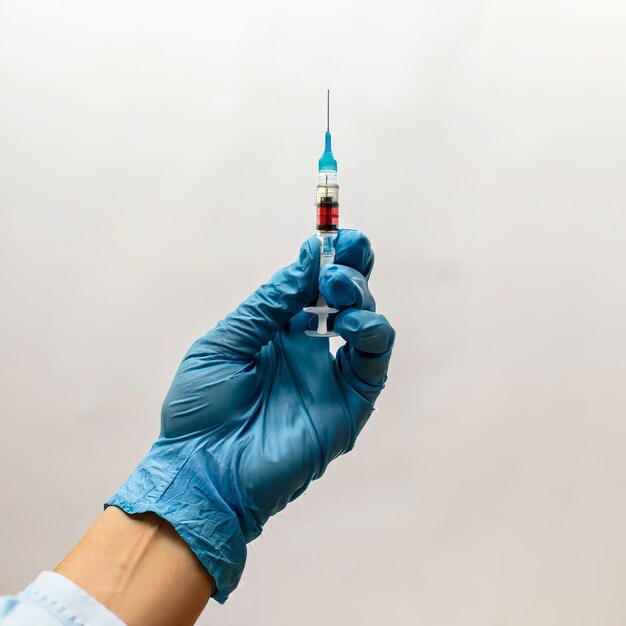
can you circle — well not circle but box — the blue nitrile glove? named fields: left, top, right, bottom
left=106, top=229, right=395, bottom=603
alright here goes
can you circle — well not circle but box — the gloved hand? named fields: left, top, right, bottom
left=106, top=229, right=395, bottom=602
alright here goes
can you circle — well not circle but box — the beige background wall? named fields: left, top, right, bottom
left=1, top=1, right=625, bottom=624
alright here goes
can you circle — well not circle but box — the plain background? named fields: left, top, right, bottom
left=1, top=1, right=625, bottom=624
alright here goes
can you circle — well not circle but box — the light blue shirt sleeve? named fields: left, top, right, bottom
left=0, top=571, right=126, bottom=626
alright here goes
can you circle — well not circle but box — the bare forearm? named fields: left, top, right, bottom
left=55, top=506, right=215, bottom=626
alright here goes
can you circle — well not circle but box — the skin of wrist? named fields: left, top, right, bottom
left=55, top=506, right=215, bottom=626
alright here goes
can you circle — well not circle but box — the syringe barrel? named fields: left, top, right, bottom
left=317, top=231, right=337, bottom=267
left=316, top=171, right=339, bottom=232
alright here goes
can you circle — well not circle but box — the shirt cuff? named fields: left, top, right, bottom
left=11, top=571, right=126, bottom=626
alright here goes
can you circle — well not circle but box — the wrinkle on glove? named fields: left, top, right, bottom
left=106, top=229, right=395, bottom=603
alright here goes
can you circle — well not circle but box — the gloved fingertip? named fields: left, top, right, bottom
left=335, top=309, right=396, bottom=354
left=319, top=264, right=375, bottom=311
left=319, top=265, right=356, bottom=309
left=361, top=320, right=395, bottom=354
left=335, top=229, right=375, bottom=277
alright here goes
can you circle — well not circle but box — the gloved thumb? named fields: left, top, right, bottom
left=201, top=236, right=321, bottom=358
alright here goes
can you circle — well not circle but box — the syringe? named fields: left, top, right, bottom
left=304, top=90, right=340, bottom=337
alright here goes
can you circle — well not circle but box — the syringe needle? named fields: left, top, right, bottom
left=304, top=90, right=340, bottom=338
left=327, top=89, right=330, bottom=132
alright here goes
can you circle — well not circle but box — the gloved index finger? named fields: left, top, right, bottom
left=319, top=264, right=376, bottom=312
left=333, top=229, right=374, bottom=279
left=198, top=236, right=321, bottom=358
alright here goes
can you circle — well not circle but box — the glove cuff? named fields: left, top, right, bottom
left=105, top=439, right=246, bottom=603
